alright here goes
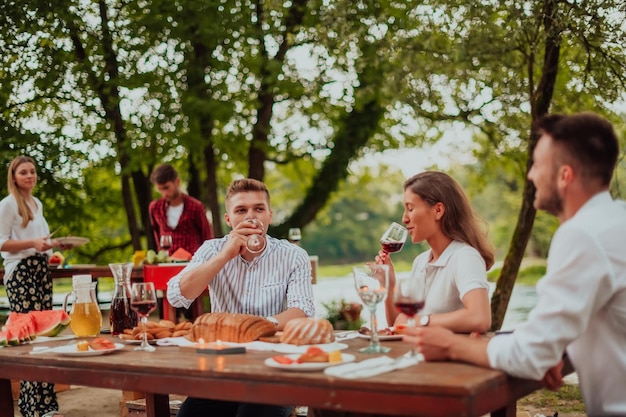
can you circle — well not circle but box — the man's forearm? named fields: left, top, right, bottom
left=179, top=252, right=231, bottom=300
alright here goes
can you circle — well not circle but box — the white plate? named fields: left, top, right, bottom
left=28, top=335, right=76, bottom=345
left=56, top=236, right=90, bottom=247
left=118, top=336, right=157, bottom=345
left=265, top=353, right=355, bottom=371
left=357, top=333, right=403, bottom=341
left=52, top=342, right=124, bottom=356
left=273, top=342, right=348, bottom=354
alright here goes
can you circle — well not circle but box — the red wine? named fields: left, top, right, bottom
left=381, top=240, right=404, bottom=253
left=110, top=297, right=138, bottom=335
left=394, top=300, right=425, bottom=317
left=131, top=300, right=157, bottom=316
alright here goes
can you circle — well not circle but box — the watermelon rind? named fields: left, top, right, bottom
left=29, top=310, right=71, bottom=337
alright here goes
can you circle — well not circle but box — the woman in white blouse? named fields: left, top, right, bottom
left=380, top=171, right=494, bottom=334
left=0, top=155, right=67, bottom=417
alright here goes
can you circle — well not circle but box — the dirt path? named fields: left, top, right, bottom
left=13, top=385, right=587, bottom=417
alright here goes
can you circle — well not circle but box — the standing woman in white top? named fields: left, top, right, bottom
left=380, top=171, right=494, bottom=333
left=0, top=155, right=67, bottom=417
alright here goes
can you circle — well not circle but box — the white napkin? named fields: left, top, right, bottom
left=334, top=331, right=360, bottom=341
left=324, top=353, right=422, bottom=379
left=156, top=337, right=195, bottom=346
left=155, top=338, right=279, bottom=351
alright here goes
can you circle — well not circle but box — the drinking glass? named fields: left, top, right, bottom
left=129, top=282, right=157, bottom=352
left=353, top=264, right=390, bottom=353
left=159, top=234, right=173, bottom=251
left=288, top=228, right=302, bottom=244
left=393, top=276, right=424, bottom=356
left=380, top=222, right=409, bottom=254
left=244, top=218, right=266, bottom=253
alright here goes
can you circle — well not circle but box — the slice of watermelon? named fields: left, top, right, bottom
left=0, top=327, right=20, bottom=346
left=4, top=312, right=37, bottom=340
left=28, top=310, right=71, bottom=337
left=170, top=247, right=192, bottom=262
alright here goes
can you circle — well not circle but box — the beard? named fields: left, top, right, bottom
left=534, top=174, right=563, bottom=217
left=166, top=190, right=181, bottom=203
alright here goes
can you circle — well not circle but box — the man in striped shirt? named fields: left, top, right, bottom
left=167, top=178, right=314, bottom=417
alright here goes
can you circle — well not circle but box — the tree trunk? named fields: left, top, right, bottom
left=490, top=0, right=562, bottom=330
left=132, top=169, right=154, bottom=250
left=271, top=98, right=385, bottom=238
left=203, top=143, right=222, bottom=236
left=248, top=0, right=308, bottom=181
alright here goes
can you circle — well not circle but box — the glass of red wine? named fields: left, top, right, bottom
left=393, top=276, right=424, bottom=356
left=130, top=282, right=157, bottom=352
left=353, top=264, right=390, bottom=353
left=159, top=234, right=173, bottom=252
left=380, top=222, right=409, bottom=254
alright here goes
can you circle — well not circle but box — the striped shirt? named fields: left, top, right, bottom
left=166, top=235, right=315, bottom=318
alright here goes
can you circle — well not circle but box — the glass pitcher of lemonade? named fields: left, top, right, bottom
left=63, top=275, right=102, bottom=337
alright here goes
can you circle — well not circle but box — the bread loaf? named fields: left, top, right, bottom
left=189, top=312, right=276, bottom=343
left=280, top=318, right=335, bottom=345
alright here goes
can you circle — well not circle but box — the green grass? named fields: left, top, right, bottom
left=487, top=259, right=547, bottom=286
left=519, top=385, right=586, bottom=414
left=316, top=260, right=415, bottom=281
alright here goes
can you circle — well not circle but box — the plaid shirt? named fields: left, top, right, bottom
left=149, top=194, right=213, bottom=255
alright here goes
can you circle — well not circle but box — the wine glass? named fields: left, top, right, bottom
left=380, top=222, right=408, bottom=254
left=244, top=218, right=267, bottom=253
left=129, top=282, right=157, bottom=352
left=353, top=264, right=390, bottom=353
left=288, top=228, right=302, bottom=244
left=393, top=276, right=424, bottom=356
left=159, top=234, right=173, bottom=252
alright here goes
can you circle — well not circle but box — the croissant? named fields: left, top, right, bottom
left=189, top=312, right=277, bottom=343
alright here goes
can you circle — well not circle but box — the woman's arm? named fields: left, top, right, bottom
left=417, top=288, right=491, bottom=333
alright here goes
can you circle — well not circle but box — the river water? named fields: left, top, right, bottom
left=313, top=274, right=538, bottom=331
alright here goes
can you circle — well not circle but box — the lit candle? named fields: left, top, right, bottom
left=194, top=339, right=246, bottom=355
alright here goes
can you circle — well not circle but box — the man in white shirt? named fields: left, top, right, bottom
left=405, top=112, right=626, bottom=417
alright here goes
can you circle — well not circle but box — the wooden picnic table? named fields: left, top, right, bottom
left=0, top=265, right=144, bottom=282
left=0, top=335, right=545, bottom=417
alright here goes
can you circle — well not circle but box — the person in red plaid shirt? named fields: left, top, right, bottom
left=149, top=164, right=213, bottom=256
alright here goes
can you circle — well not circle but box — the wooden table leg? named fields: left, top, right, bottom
left=120, top=390, right=145, bottom=417
left=145, top=393, right=170, bottom=417
left=0, top=378, right=14, bottom=417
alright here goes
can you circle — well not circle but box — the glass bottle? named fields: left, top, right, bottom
left=108, top=262, right=138, bottom=335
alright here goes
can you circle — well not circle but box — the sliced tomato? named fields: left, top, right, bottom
left=304, top=346, right=324, bottom=356
left=272, top=355, right=294, bottom=365
left=88, top=337, right=116, bottom=350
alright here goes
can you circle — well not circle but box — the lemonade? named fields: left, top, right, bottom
left=69, top=302, right=102, bottom=337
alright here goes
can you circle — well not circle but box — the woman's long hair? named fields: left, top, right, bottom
left=7, top=155, right=36, bottom=228
left=404, top=171, right=495, bottom=269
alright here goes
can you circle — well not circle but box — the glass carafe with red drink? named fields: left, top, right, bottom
left=108, top=262, right=138, bottom=335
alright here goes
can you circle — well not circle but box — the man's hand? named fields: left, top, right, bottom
left=224, top=220, right=266, bottom=257
left=404, top=326, right=492, bottom=367
left=403, top=326, right=455, bottom=361
left=542, top=360, right=564, bottom=391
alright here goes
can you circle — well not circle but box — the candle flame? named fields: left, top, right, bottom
left=198, top=338, right=205, bottom=344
